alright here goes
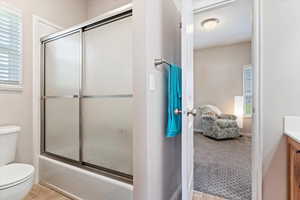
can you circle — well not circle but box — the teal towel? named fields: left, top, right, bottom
left=166, top=64, right=182, bottom=137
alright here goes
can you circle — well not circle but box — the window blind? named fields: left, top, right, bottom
left=0, top=7, right=22, bottom=86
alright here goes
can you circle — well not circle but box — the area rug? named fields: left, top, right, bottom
left=194, top=133, right=252, bottom=200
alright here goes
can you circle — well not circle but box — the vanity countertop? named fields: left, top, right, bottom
left=284, top=116, right=300, bottom=143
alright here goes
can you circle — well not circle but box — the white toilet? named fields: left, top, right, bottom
left=0, top=126, right=35, bottom=200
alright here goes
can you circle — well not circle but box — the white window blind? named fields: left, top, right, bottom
left=243, top=66, right=253, bottom=117
left=0, top=7, right=22, bottom=86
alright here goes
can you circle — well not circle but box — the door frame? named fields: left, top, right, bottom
left=252, top=0, right=263, bottom=199
left=182, top=0, right=263, bottom=199
left=32, top=15, right=62, bottom=183
left=181, top=0, right=195, bottom=199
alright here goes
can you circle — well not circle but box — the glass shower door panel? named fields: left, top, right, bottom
left=44, top=32, right=81, bottom=96
left=43, top=32, right=81, bottom=161
left=82, top=98, right=133, bottom=175
left=45, top=98, right=80, bottom=161
left=83, top=16, right=132, bottom=95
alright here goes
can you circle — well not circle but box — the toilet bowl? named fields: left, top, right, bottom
left=0, top=163, right=34, bottom=200
left=0, top=126, right=35, bottom=200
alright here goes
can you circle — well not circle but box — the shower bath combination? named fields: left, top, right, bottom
left=40, top=5, right=133, bottom=188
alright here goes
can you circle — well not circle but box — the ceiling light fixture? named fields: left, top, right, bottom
left=201, top=18, right=220, bottom=31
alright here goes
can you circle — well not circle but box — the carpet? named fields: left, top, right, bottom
left=194, top=133, right=252, bottom=200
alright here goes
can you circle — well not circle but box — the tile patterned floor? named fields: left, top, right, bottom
left=24, top=185, right=71, bottom=200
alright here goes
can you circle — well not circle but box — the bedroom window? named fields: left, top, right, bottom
left=243, top=65, right=253, bottom=117
left=0, top=6, right=22, bottom=90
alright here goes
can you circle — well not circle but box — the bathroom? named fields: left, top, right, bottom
left=0, top=0, right=300, bottom=200
left=0, top=0, right=182, bottom=199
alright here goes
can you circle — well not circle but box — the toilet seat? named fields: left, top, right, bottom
left=0, top=164, right=34, bottom=190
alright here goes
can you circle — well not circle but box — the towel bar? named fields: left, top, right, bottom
left=154, top=58, right=171, bottom=70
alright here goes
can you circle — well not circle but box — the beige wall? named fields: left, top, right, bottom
left=0, top=0, right=87, bottom=165
left=133, top=0, right=181, bottom=199
left=87, top=0, right=131, bottom=19
left=194, top=41, right=252, bottom=133
left=262, top=0, right=300, bottom=199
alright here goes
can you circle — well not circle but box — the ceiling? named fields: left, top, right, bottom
left=193, top=0, right=252, bottom=50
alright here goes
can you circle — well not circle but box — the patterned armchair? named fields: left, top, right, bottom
left=198, top=105, right=240, bottom=140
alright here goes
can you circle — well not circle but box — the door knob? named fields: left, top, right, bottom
left=187, top=108, right=197, bottom=117
left=174, top=109, right=182, bottom=115
left=174, top=108, right=197, bottom=116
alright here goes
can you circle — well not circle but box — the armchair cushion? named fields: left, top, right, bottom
left=216, top=119, right=239, bottom=129
left=202, top=113, right=217, bottom=121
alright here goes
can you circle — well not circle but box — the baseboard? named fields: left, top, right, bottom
left=194, top=128, right=203, bottom=133
left=241, top=132, right=252, bottom=137
left=170, top=185, right=182, bottom=200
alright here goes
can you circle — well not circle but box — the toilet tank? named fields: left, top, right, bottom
left=0, top=126, right=20, bottom=167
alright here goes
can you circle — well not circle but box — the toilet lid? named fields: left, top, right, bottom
left=0, top=164, right=34, bottom=189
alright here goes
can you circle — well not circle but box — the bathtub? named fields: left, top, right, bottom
left=39, top=156, right=133, bottom=200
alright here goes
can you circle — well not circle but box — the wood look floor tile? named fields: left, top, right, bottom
left=26, top=184, right=226, bottom=200
left=24, top=184, right=71, bottom=200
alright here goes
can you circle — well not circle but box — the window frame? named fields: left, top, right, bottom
left=0, top=3, right=23, bottom=91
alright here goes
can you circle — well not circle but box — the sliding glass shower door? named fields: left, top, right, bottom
left=82, top=17, right=133, bottom=175
left=42, top=11, right=133, bottom=180
left=44, top=32, right=81, bottom=161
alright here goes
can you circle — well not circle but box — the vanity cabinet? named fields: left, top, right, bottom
left=288, top=137, right=300, bottom=200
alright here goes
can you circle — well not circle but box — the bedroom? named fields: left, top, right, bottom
left=193, top=0, right=253, bottom=199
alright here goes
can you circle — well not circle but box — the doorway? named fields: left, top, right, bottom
left=193, top=1, right=252, bottom=199
left=180, top=0, right=262, bottom=200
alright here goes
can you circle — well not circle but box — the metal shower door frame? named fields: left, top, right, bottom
left=40, top=6, right=133, bottom=184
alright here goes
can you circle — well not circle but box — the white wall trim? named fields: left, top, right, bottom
left=32, top=15, right=62, bottom=184
left=188, top=0, right=263, bottom=200
left=170, top=185, right=182, bottom=200
left=252, top=0, right=262, bottom=199
left=193, top=0, right=236, bottom=14
left=173, top=0, right=182, bottom=12
left=181, top=0, right=194, bottom=199
left=0, top=84, right=23, bottom=92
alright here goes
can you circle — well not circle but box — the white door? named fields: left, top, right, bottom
left=32, top=16, right=61, bottom=183
left=181, top=0, right=194, bottom=200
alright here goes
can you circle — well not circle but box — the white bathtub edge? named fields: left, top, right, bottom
left=39, top=155, right=134, bottom=191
